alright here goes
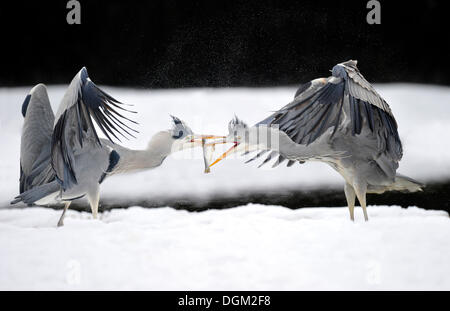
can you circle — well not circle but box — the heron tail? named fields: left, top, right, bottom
left=10, top=180, right=60, bottom=205
left=390, top=173, right=425, bottom=193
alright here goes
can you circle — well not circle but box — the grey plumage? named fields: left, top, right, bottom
left=12, top=69, right=137, bottom=225
left=12, top=67, right=209, bottom=226
left=258, top=61, right=401, bottom=162
left=11, top=181, right=60, bottom=205
left=98, top=150, right=121, bottom=184
left=19, top=84, right=55, bottom=194
left=51, top=67, right=137, bottom=191
left=21, top=94, right=31, bottom=117
left=245, top=150, right=268, bottom=164
left=219, top=60, right=423, bottom=221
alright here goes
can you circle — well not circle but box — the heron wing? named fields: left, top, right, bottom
left=19, top=84, right=56, bottom=193
left=255, top=62, right=402, bottom=168
left=257, top=78, right=329, bottom=127
left=253, top=78, right=344, bottom=167
left=344, top=64, right=393, bottom=116
left=293, top=81, right=312, bottom=99
left=341, top=63, right=402, bottom=161
left=259, top=77, right=346, bottom=145
left=51, top=67, right=137, bottom=190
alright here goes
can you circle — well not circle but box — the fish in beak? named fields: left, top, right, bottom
left=202, top=138, right=215, bottom=173
left=208, top=141, right=241, bottom=168
left=187, top=135, right=227, bottom=173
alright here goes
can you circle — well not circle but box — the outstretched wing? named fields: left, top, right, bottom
left=336, top=60, right=402, bottom=161
left=51, top=67, right=138, bottom=190
left=341, top=60, right=393, bottom=116
left=260, top=77, right=345, bottom=145
left=19, top=84, right=55, bottom=193
left=254, top=60, right=402, bottom=168
left=253, top=76, right=344, bottom=167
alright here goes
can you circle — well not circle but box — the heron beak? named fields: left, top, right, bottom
left=208, top=142, right=240, bottom=168
left=190, top=135, right=227, bottom=144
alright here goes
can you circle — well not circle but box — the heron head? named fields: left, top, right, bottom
left=170, top=115, right=194, bottom=140
left=207, top=115, right=251, bottom=168
left=227, top=115, right=249, bottom=143
left=332, top=59, right=359, bottom=77
left=169, top=115, right=225, bottom=151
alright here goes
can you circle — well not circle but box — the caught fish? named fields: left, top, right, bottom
left=202, top=138, right=216, bottom=173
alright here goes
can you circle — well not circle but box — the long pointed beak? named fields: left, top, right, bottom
left=190, top=135, right=227, bottom=143
left=209, top=142, right=240, bottom=168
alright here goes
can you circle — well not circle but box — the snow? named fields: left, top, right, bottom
left=0, top=205, right=448, bottom=290
left=1, top=84, right=450, bottom=206
left=1, top=84, right=449, bottom=290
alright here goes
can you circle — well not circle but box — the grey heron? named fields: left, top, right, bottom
left=11, top=67, right=223, bottom=226
left=208, top=60, right=423, bottom=221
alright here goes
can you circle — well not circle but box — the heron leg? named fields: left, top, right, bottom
left=344, top=183, right=356, bottom=221
left=353, top=181, right=369, bottom=221
left=87, top=190, right=100, bottom=219
left=57, top=201, right=71, bottom=227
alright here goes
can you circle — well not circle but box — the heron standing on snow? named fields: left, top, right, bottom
left=11, top=67, right=223, bottom=226
left=209, top=60, right=423, bottom=221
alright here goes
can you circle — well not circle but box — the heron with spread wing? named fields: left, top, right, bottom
left=209, top=60, right=423, bottom=221
left=11, top=67, right=223, bottom=226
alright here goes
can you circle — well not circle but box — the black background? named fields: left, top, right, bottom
left=1, top=291, right=444, bottom=310
left=0, top=0, right=448, bottom=88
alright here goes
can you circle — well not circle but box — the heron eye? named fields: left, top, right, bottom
left=173, top=130, right=183, bottom=139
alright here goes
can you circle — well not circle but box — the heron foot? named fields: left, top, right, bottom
left=57, top=201, right=71, bottom=227
left=353, top=181, right=369, bottom=222
left=363, top=207, right=369, bottom=222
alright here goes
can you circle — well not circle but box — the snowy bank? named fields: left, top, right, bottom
left=0, top=205, right=448, bottom=290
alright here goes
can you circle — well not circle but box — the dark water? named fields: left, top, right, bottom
left=65, top=180, right=450, bottom=214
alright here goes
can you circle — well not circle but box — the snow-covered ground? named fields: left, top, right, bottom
left=1, top=84, right=449, bottom=290
left=0, top=205, right=449, bottom=290
left=1, top=84, right=450, bottom=206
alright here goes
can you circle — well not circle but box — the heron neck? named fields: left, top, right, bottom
left=113, top=132, right=174, bottom=173
left=116, top=148, right=170, bottom=173
left=245, top=126, right=291, bottom=152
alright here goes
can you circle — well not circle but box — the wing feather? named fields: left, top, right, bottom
left=254, top=60, right=403, bottom=169
left=337, top=61, right=402, bottom=160
left=51, top=67, right=137, bottom=190
left=260, top=78, right=345, bottom=149
left=272, top=155, right=286, bottom=168
left=257, top=151, right=278, bottom=168
left=19, top=84, right=55, bottom=193
left=244, top=150, right=268, bottom=164
left=286, top=160, right=296, bottom=167
left=343, top=62, right=393, bottom=116
left=243, top=60, right=403, bottom=174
